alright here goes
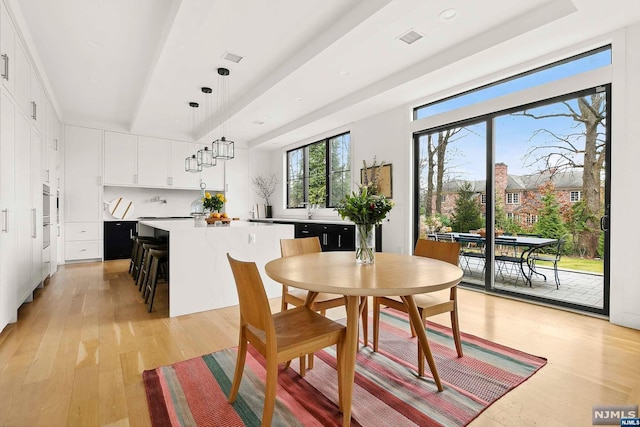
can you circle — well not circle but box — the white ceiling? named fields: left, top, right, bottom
left=9, top=0, right=640, bottom=150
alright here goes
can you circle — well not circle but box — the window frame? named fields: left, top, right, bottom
left=285, top=131, right=351, bottom=209
left=506, top=192, right=520, bottom=205
left=570, top=190, right=582, bottom=202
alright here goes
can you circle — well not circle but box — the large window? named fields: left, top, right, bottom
left=412, top=46, right=610, bottom=316
left=286, top=132, right=350, bottom=208
left=414, top=46, right=611, bottom=120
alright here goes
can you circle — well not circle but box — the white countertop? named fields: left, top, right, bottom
left=250, top=217, right=353, bottom=225
left=140, top=219, right=276, bottom=232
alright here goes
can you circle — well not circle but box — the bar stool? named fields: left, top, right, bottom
left=144, top=248, right=168, bottom=312
left=137, top=243, right=167, bottom=292
left=131, top=237, right=161, bottom=280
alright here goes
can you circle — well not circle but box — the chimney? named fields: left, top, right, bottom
left=495, top=162, right=508, bottom=195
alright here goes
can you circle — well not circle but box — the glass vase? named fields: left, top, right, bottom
left=355, top=224, right=375, bottom=264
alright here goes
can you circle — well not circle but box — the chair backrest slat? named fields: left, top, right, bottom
left=280, top=236, right=322, bottom=258
left=414, top=238, right=460, bottom=266
left=227, top=254, right=274, bottom=334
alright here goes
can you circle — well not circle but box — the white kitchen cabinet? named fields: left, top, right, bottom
left=29, top=69, right=43, bottom=132
left=137, top=135, right=170, bottom=187
left=64, top=222, right=102, bottom=261
left=104, top=131, right=137, bottom=186
left=0, top=91, right=17, bottom=330
left=170, top=140, right=200, bottom=189
left=30, top=126, right=42, bottom=284
left=64, top=125, right=102, bottom=261
left=64, top=126, right=102, bottom=222
left=13, top=39, right=30, bottom=117
left=199, top=144, right=225, bottom=191
left=15, top=111, right=33, bottom=305
left=1, top=4, right=15, bottom=96
left=223, top=147, right=248, bottom=218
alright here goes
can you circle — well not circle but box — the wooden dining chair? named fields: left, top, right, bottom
left=280, top=237, right=369, bottom=368
left=372, top=238, right=463, bottom=376
left=226, top=254, right=345, bottom=427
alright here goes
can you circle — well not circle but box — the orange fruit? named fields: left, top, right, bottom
left=210, top=212, right=221, bottom=219
left=221, top=212, right=228, bottom=218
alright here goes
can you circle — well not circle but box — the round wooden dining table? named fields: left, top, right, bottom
left=265, top=251, right=463, bottom=427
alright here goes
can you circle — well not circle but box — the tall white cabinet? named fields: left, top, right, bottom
left=0, top=91, right=17, bottom=328
left=64, top=125, right=103, bottom=261
left=0, top=1, right=63, bottom=333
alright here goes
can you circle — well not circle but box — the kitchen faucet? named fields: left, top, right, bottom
left=302, top=202, right=313, bottom=219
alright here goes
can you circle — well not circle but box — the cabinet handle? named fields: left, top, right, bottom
left=323, top=233, right=328, bottom=245
left=133, top=174, right=138, bottom=184
left=31, top=101, right=37, bottom=120
left=2, top=209, right=8, bottom=233
left=167, top=176, right=173, bottom=186
left=79, top=230, right=86, bottom=233
left=338, top=235, right=341, bottom=247
left=80, top=248, right=87, bottom=252
left=32, top=208, right=37, bottom=238
left=54, top=139, right=58, bottom=151
left=1, top=54, right=8, bottom=81
left=46, top=169, right=50, bottom=182
left=57, top=226, right=60, bottom=237
left=129, top=229, right=133, bottom=239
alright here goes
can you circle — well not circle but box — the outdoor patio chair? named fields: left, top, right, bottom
left=527, top=236, right=567, bottom=289
left=458, top=235, right=486, bottom=276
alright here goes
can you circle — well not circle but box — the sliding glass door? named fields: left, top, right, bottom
left=491, top=88, right=609, bottom=312
left=413, top=86, right=610, bottom=315
left=415, top=121, right=487, bottom=286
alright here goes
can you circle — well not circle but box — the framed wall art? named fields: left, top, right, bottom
left=360, top=163, right=392, bottom=198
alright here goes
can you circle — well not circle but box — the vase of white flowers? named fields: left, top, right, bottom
left=251, top=173, right=278, bottom=218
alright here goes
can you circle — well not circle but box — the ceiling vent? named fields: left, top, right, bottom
left=398, top=30, right=423, bottom=45
left=223, top=51, right=243, bottom=63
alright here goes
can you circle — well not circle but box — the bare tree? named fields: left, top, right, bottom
left=516, top=93, right=606, bottom=257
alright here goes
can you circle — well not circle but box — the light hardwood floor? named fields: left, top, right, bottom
left=0, top=259, right=639, bottom=426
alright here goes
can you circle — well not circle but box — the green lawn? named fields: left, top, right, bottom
left=536, top=256, right=603, bottom=273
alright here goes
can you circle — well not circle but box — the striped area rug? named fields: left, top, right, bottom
left=143, top=309, right=546, bottom=426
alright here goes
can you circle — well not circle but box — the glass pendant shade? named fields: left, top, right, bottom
left=197, top=146, right=216, bottom=167
left=212, top=136, right=234, bottom=160
left=185, top=154, right=202, bottom=173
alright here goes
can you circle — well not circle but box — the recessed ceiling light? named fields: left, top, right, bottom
left=223, top=51, right=243, bottom=63
left=398, top=30, right=424, bottom=45
left=439, top=8, right=458, bottom=21
left=252, top=120, right=265, bottom=125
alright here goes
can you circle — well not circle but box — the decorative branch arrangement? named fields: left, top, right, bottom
left=251, top=173, right=278, bottom=206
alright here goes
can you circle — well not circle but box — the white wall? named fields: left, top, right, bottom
left=609, top=23, right=640, bottom=329
left=261, top=24, right=640, bottom=330
left=103, top=186, right=200, bottom=220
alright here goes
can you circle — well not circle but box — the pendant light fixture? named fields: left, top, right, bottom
left=185, top=101, right=203, bottom=173
left=196, top=87, right=216, bottom=168
left=212, top=67, right=234, bottom=160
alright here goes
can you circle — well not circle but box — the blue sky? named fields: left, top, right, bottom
left=417, top=48, right=610, bottom=182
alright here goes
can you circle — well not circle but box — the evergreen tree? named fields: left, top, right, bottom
left=451, top=182, right=483, bottom=233
left=534, top=185, right=567, bottom=239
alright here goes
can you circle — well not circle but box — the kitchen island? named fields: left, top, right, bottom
left=138, top=219, right=294, bottom=317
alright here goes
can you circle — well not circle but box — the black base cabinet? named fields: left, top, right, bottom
left=293, top=223, right=381, bottom=252
left=104, top=221, right=138, bottom=260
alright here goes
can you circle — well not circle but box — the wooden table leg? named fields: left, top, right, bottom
left=400, top=295, right=444, bottom=392
left=340, top=295, right=359, bottom=427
